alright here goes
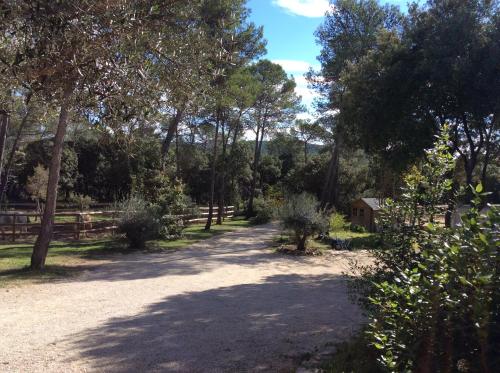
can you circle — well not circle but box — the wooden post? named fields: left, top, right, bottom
left=75, top=213, right=80, bottom=240
left=12, top=215, right=15, bottom=242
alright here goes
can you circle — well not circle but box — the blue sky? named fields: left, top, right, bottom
left=247, top=0, right=414, bottom=113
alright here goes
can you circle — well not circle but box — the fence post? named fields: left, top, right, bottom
left=12, top=215, right=15, bottom=242
left=75, top=213, right=80, bottom=240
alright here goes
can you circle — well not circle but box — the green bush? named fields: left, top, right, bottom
left=278, top=193, right=329, bottom=251
left=69, top=193, right=93, bottom=211
left=159, top=214, right=185, bottom=239
left=349, top=223, right=366, bottom=233
left=249, top=197, right=274, bottom=224
left=117, top=197, right=161, bottom=249
left=355, top=127, right=499, bottom=372
left=330, top=212, right=347, bottom=231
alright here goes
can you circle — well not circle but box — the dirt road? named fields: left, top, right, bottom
left=0, top=223, right=366, bottom=372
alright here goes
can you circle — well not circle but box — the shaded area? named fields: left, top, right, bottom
left=69, top=273, right=362, bottom=372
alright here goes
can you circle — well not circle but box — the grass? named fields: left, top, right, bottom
left=274, top=228, right=379, bottom=254
left=0, top=217, right=251, bottom=287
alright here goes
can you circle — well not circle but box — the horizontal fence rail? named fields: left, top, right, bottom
left=0, top=206, right=235, bottom=241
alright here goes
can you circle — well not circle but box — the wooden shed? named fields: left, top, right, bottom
left=350, top=198, right=381, bottom=232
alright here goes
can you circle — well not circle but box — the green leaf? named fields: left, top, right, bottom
left=458, top=276, right=472, bottom=286
left=475, top=183, right=483, bottom=193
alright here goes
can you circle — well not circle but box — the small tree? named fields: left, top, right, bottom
left=279, top=193, right=329, bottom=252
left=26, top=164, right=48, bottom=216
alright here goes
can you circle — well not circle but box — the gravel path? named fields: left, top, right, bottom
left=0, top=223, right=368, bottom=373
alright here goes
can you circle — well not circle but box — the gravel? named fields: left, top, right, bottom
left=0, top=223, right=368, bottom=372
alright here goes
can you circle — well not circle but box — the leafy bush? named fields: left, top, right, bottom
left=117, top=197, right=161, bottom=249
left=330, top=212, right=347, bottom=231
left=69, top=193, right=93, bottom=211
left=159, top=214, right=184, bottom=239
left=349, top=223, right=366, bottom=233
left=353, top=127, right=499, bottom=372
left=278, top=193, right=329, bottom=251
left=249, top=197, right=274, bottom=224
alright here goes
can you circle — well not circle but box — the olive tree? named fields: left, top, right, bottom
left=279, top=193, right=329, bottom=252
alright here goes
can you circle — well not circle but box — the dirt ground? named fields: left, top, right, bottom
left=0, top=223, right=370, bottom=372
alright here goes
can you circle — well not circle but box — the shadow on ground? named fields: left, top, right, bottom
left=69, top=273, right=362, bottom=372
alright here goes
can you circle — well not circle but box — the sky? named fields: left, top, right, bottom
left=247, top=0, right=412, bottom=115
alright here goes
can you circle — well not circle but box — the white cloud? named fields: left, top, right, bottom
left=273, top=0, right=331, bottom=18
left=271, top=60, right=320, bottom=109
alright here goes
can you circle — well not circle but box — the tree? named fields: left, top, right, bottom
left=202, top=0, right=265, bottom=229
left=279, top=193, right=329, bottom=252
left=339, top=0, right=500, bottom=195
left=0, top=1, right=205, bottom=269
left=311, top=0, right=402, bottom=208
left=26, top=164, right=48, bottom=216
left=247, top=59, right=300, bottom=216
left=291, top=119, right=324, bottom=163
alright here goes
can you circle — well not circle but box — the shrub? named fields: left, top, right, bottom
left=330, top=212, right=347, bottom=231
left=278, top=193, right=329, bottom=251
left=349, top=223, right=366, bottom=233
left=159, top=214, right=184, bottom=239
left=69, top=193, right=93, bottom=211
left=249, top=197, right=274, bottom=224
left=117, top=197, right=161, bottom=249
left=355, top=127, right=499, bottom=372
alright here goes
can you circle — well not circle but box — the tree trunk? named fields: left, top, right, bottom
left=205, top=111, right=220, bottom=230
left=31, top=88, right=73, bottom=270
left=0, top=112, right=9, bottom=178
left=216, top=121, right=228, bottom=225
left=297, top=234, right=307, bottom=252
left=1, top=98, right=32, bottom=206
left=320, top=137, right=341, bottom=209
left=304, top=141, right=308, bottom=163
left=161, top=104, right=186, bottom=162
left=247, top=122, right=262, bottom=217
left=175, top=123, right=180, bottom=178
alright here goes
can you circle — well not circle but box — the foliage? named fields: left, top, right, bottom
left=25, top=164, right=48, bottom=207
left=249, top=197, right=274, bottom=225
left=116, top=197, right=161, bottom=249
left=69, top=193, right=92, bottom=211
left=159, top=215, right=185, bottom=240
left=278, top=193, right=329, bottom=251
left=330, top=212, right=347, bottom=232
left=349, top=224, right=366, bottom=233
left=353, top=128, right=499, bottom=371
left=339, top=0, right=500, bottom=186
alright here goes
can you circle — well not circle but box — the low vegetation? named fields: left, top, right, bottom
left=0, top=218, right=251, bottom=287
left=347, top=129, right=499, bottom=371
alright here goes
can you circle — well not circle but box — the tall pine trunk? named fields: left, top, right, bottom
left=31, top=88, right=72, bottom=270
left=216, top=122, right=228, bottom=225
left=0, top=112, right=9, bottom=178
left=161, top=104, right=186, bottom=163
left=248, top=120, right=265, bottom=216
left=320, top=137, right=341, bottom=209
left=205, top=112, right=220, bottom=230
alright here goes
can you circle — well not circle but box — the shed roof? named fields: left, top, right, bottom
left=358, top=198, right=382, bottom=211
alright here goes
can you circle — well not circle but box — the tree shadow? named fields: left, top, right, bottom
left=68, top=273, right=363, bottom=372
left=48, top=225, right=294, bottom=283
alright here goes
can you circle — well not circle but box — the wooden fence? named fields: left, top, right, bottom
left=0, top=205, right=235, bottom=242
